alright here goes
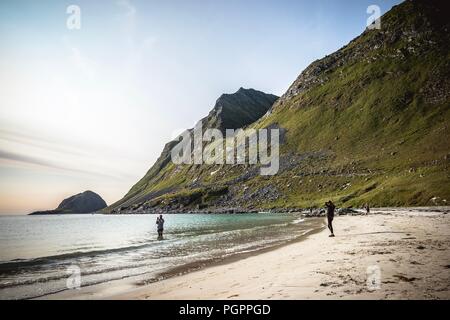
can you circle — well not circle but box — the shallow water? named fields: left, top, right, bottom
left=0, top=213, right=321, bottom=299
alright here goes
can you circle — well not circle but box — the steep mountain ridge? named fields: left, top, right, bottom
left=108, top=88, right=278, bottom=212
left=108, top=0, right=449, bottom=213
left=205, top=87, right=279, bottom=133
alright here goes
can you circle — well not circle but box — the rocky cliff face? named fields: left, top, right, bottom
left=108, top=88, right=278, bottom=212
left=278, top=0, right=449, bottom=106
left=30, top=191, right=107, bottom=215
left=107, top=0, right=450, bottom=214
left=204, top=88, right=279, bottom=133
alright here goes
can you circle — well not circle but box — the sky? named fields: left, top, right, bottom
left=0, top=0, right=402, bottom=214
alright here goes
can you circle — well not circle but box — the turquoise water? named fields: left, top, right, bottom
left=0, top=213, right=320, bottom=299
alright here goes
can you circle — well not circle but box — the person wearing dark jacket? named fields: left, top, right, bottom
left=156, top=215, right=165, bottom=238
left=325, top=201, right=336, bottom=237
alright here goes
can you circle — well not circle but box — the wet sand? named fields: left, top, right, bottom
left=42, top=207, right=450, bottom=300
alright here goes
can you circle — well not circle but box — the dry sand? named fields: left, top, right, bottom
left=43, top=208, right=450, bottom=300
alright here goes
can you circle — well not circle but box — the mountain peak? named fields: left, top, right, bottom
left=209, top=88, right=278, bottom=132
left=278, top=0, right=449, bottom=106
left=106, top=88, right=278, bottom=213
left=217, top=87, right=270, bottom=104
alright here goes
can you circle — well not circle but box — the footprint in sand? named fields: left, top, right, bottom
left=394, top=274, right=419, bottom=282
left=320, top=282, right=332, bottom=287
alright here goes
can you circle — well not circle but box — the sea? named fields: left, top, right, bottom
left=0, top=213, right=322, bottom=299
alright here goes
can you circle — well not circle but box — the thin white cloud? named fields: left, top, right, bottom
left=0, top=149, right=126, bottom=180
left=142, top=36, right=158, bottom=51
left=0, top=128, right=87, bottom=157
left=117, top=0, right=137, bottom=18
left=62, top=36, right=96, bottom=80
left=0, top=126, right=136, bottom=181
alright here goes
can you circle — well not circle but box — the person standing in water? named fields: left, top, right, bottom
left=325, top=200, right=335, bottom=237
left=156, top=214, right=165, bottom=238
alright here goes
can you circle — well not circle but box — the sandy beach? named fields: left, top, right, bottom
left=39, top=207, right=450, bottom=300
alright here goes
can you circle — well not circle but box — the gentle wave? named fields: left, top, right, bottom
left=0, top=217, right=307, bottom=273
left=0, top=242, right=159, bottom=273
left=0, top=227, right=310, bottom=290
left=0, top=214, right=322, bottom=300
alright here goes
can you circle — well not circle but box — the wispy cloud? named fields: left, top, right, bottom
left=114, top=0, right=159, bottom=77
left=0, top=149, right=71, bottom=171
left=117, top=0, right=137, bottom=18
left=0, top=128, right=88, bottom=158
left=0, top=126, right=136, bottom=181
left=0, top=149, right=129, bottom=181
left=62, top=36, right=96, bottom=80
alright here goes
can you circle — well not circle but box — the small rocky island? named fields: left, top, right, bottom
left=30, top=190, right=107, bottom=215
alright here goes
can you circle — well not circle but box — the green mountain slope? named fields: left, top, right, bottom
left=108, top=88, right=278, bottom=212
left=108, top=0, right=450, bottom=213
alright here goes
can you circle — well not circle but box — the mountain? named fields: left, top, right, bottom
left=108, top=88, right=278, bottom=212
left=30, top=191, right=107, bottom=215
left=203, top=87, right=279, bottom=133
left=107, top=0, right=449, bottom=213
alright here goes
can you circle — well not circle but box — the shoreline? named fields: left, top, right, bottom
left=37, top=217, right=325, bottom=300
left=21, top=206, right=450, bottom=216
left=104, top=206, right=450, bottom=215
left=39, top=207, right=450, bottom=300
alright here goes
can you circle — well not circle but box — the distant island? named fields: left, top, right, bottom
left=29, top=190, right=107, bottom=215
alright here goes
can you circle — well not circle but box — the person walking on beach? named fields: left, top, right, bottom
left=325, top=200, right=335, bottom=237
left=365, top=203, right=370, bottom=215
left=156, top=215, right=165, bottom=238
